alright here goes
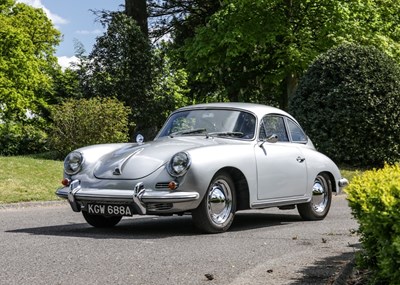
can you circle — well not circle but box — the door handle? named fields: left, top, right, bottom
left=296, top=156, right=305, bottom=163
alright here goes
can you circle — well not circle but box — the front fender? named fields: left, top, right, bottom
left=181, top=144, right=257, bottom=204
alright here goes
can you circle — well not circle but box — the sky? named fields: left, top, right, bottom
left=17, top=0, right=125, bottom=69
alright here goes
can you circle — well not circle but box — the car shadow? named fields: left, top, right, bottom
left=230, top=211, right=302, bottom=232
left=6, top=211, right=303, bottom=239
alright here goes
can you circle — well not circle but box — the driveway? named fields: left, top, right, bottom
left=0, top=194, right=359, bottom=285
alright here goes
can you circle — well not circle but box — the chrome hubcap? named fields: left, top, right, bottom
left=311, top=176, right=328, bottom=213
left=207, top=180, right=232, bottom=225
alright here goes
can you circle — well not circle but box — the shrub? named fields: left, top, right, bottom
left=290, top=43, right=400, bottom=167
left=48, top=97, right=131, bottom=158
left=0, top=121, right=48, bottom=156
left=346, top=164, right=400, bottom=285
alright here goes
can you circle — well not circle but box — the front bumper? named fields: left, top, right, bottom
left=56, top=180, right=200, bottom=215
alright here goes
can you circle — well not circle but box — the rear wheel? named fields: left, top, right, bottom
left=82, top=212, right=122, bottom=228
left=192, top=171, right=236, bottom=233
left=297, top=173, right=332, bottom=220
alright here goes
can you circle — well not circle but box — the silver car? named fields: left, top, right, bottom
left=56, top=102, right=348, bottom=233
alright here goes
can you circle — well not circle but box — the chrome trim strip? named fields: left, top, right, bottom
left=140, top=191, right=199, bottom=203
left=251, top=196, right=310, bottom=209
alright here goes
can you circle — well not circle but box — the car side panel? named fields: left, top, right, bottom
left=297, top=146, right=342, bottom=193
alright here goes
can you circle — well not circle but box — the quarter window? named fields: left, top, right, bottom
left=287, top=119, right=307, bottom=143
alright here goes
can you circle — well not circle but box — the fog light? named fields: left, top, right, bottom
left=61, top=178, right=71, bottom=186
left=168, top=181, right=178, bottom=190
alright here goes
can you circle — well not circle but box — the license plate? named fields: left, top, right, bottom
left=86, top=203, right=134, bottom=216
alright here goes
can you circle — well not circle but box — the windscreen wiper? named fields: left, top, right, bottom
left=208, top=132, right=244, bottom=138
left=169, top=128, right=208, bottom=138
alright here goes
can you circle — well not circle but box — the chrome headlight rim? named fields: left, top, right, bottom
left=167, top=152, right=191, bottom=177
left=64, top=151, right=84, bottom=175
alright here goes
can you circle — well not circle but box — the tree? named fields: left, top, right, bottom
left=183, top=0, right=400, bottom=109
left=81, top=11, right=152, bottom=137
left=148, top=47, right=189, bottom=129
left=0, top=0, right=61, bottom=122
left=51, top=68, right=84, bottom=104
left=147, top=0, right=221, bottom=43
left=125, top=0, right=148, bottom=37
left=290, top=44, right=400, bottom=167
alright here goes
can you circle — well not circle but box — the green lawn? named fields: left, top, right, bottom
left=0, top=156, right=63, bottom=203
left=339, top=167, right=363, bottom=182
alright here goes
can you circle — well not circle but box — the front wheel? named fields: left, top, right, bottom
left=82, top=212, right=122, bottom=228
left=192, top=172, right=236, bottom=233
left=297, top=173, right=332, bottom=220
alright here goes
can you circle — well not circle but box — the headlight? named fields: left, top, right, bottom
left=167, top=152, right=191, bottom=177
left=64, top=152, right=83, bottom=175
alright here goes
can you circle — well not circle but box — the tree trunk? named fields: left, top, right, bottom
left=281, top=73, right=298, bottom=110
left=125, top=0, right=148, bottom=37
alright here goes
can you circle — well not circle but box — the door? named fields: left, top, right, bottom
left=256, top=115, right=307, bottom=200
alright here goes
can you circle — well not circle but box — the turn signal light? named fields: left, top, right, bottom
left=61, top=178, right=71, bottom=186
left=168, top=181, right=178, bottom=190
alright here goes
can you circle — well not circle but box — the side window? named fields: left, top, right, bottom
left=259, top=116, right=289, bottom=142
left=287, top=119, right=307, bottom=143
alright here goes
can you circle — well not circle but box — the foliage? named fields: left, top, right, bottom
left=148, top=47, right=190, bottom=132
left=75, top=11, right=190, bottom=138
left=0, top=0, right=61, bottom=122
left=0, top=120, right=48, bottom=156
left=51, top=68, right=84, bottom=104
left=346, top=164, right=400, bottom=285
left=48, top=97, right=131, bottom=158
left=148, top=0, right=221, bottom=43
left=80, top=11, right=152, bottom=137
left=290, top=44, right=400, bottom=167
left=182, top=0, right=400, bottom=108
left=0, top=156, right=63, bottom=203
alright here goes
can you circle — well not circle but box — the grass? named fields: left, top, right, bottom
left=339, top=167, right=364, bottom=182
left=0, top=156, right=63, bottom=204
left=0, top=155, right=363, bottom=204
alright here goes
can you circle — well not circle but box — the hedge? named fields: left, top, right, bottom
left=346, top=164, right=400, bottom=284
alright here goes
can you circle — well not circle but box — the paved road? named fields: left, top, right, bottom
left=0, top=195, right=359, bottom=285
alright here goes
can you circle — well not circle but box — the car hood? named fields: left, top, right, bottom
left=93, top=137, right=220, bottom=180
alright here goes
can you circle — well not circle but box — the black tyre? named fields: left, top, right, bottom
left=82, top=212, right=122, bottom=228
left=297, top=173, right=332, bottom=220
left=192, top=171, right=236, bottom=233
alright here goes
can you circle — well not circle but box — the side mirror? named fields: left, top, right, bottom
left=259, top=134, right=278, bottom=148
left=266, top=134, right=278, bottom=143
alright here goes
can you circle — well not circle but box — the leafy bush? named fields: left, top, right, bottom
left=290, top=43, right=400, bottom=167
left=346, top=164, right=400, bottom=285
left=0, top=121, right=48, bottom=156
left=48, top=97, right=131, bottom=158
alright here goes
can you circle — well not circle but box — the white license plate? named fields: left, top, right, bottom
left=87, top=203, right=134, bottom=216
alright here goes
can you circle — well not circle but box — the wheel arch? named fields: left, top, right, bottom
left=217, top=167, right=250, bottom=211
left=320, top=171, right=337, bottom=193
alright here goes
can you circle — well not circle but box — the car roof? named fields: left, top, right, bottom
left=176, top=102, right=295, bottom=121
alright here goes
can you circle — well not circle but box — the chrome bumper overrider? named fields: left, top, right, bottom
left=337, top=178, right=349, bottom=194
left=56, top=180, right=200, bottom=215
left=338, top=178, right=349, bottom=188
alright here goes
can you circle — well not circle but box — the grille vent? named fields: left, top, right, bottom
left=155, top=182, right=170, bottom=189
left=147, top=203, right=173, bottom=211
